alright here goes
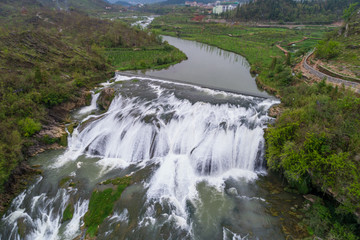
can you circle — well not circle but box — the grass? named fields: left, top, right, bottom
left=62, top=204, right=74, bottom=223
left=104, top=45, right=187, bottom=70
left=84, top=176, right=131, bottom=237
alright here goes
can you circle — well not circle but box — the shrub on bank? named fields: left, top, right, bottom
left=266, top=81, right=360, bottom=216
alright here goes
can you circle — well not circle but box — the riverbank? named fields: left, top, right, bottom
left=150, top=15, right=360, bottom=239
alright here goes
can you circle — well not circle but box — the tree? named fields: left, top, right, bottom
left=343, top=3, right=359, bottom=22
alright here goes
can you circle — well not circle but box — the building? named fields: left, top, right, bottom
left=212, top=1, right=239, bottom=14
left=212, top=5, right=223, bottom=14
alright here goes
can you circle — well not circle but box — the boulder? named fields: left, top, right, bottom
left=97, top=88, right=115, bottom=111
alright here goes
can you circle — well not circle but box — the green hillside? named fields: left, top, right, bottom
left=315, top=4, right=360, bottom=78
left=0, top=0, right=116, bottom=16
left=37, top=0, right=112, bottom=12
left=0, top=1, right=185, bottom=213
left=229, top=0, right=360, bottom=24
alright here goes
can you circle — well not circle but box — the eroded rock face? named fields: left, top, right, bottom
left=268, top=104, right=282, bottom=118
left=97, top=88, right=115, bottom=111
left=49, top=91, right=91, bottom=122
left=38, top=125, right=66, bottom=139
left=28, top=123, right=68, bottom=156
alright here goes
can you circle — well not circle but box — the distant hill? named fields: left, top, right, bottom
left=0, top=0, right=113, bottom=14
left=113, top=0, right=133, bottom=6
left=36, top=0, right=112, bottom=11
left=107, top=0, right=165, bottom=4
left=0, top=0, right=42, bottom=16
left=229, top=0, right=360, bottom=24
left=159, top=0, right=216, bottom=5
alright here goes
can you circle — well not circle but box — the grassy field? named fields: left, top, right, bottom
left=104, top=45, right=187, bottom=70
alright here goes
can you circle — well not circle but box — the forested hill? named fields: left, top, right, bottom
left=230, top=0, right=360, bottom=24
left=0, top=0, right=114, bottom=15
left=37, top=0, right=111, bottom=12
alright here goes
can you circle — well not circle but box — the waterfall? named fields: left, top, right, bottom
left=1, top=178, right=89, bottom=240
left=0, top=75, right=279, bottom=239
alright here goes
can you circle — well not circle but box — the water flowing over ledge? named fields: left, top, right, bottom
left=0, top=74, right=281, bottom=239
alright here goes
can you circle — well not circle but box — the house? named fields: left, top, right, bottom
left=185, top=1, right=198, bottom=7
left=213, top=5, right=223, bottom=14
left=213, top=1, right=239, bottom=14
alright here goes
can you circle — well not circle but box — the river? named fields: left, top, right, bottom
left=0, top=37, right=306, bottom=240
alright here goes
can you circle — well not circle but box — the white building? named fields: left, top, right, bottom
left=213, top=2, right=238, bottom=14
left=212, top=5, right=224, bottom=14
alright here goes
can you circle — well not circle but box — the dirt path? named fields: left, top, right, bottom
left=287, top=37, right=308, bottom=46
left=276, top=44, right=289, bottom=56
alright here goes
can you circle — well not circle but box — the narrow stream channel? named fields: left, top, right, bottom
left=0, top=37, right=306, bottom=240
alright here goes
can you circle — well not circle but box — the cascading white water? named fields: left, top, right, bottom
left=58, top=75, right=276, bottom=237
left=0, top=74, right=280, bottom=240
left=78, top=92, right=100, bottom=115
left=1, top=177, right=89, bottom=240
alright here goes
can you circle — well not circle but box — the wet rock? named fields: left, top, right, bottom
left=270, top=189, right=281, bottom=195
left=268, top=104, right=282, bottom=118
left=303, top=194, right=321, bottom=203
left=227, top=187, right=238, bottom=196
left=97, top=87, right=115, bottom=111
left=67, top=122, right=79, bottom=135
left=17, top=217, right=28, bottom=239
left=38, top=125, right=66, bottom=139
left=268, top=207, right=279, bottom=216
left=0, top=163, right=40, bottom=216
left=62, top=203, right=74, bottom=223
left=77, top=115, right=105, bottom=133
left=49, top=90, right=91, bottom=122
left=84, top=91, right=92, bottom=106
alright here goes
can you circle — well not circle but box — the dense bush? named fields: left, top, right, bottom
left=304, top=201, right=359, bottom=239
left=18, top=118, right=41, bottom=137
left=266, top=82, right=360, bottom=214
left=315, top=40, right=341, bottom=60
left=230, top=0, right=356, bottom=23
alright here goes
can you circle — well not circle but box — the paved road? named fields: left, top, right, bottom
left=303, top=50, right=360, bottom=94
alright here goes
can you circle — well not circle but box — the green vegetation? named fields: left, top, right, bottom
left=343, top=3, right=359, bottom=22
left=18, top=118, right=42, bottom=137
left=266, top=82, right=360, bottom=214
left=314, top=8, right=360, bottom=78
left=316, top=40, right=341, bottom=60
left=84, top=176, right=131, bottom=237
left=105, top=44, right=186, bottom=70
left=59, top=176, right=72, bottom=188
left=304, top=199, right=359, bottom=239
left=229, top=0, right=359, bottom=24
left=62, top=204, right=74, bottom=223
